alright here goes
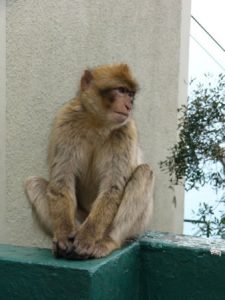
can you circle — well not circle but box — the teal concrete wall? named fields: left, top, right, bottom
left=1, top=233, right=225, bottom=299
left=0, top=242, right=140, bottom=300
left=141, top=232, right=225, bottom=300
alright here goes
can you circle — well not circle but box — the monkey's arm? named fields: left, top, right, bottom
left=75, top=187, right=123, bottom=239
left=47, top=127, right=78, bottom=255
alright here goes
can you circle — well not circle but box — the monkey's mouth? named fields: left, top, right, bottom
left=113, top=111, right=129, bottom=123
left=114, top=111, right=129, bottom=117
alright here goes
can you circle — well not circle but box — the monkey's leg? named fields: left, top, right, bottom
left=92, top=164, right=154, bottom=258
left=24, top=176, right=52, bottom=234
left=25, top=176, right=85, bottom=258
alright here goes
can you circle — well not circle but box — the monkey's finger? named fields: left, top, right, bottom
left=52, top=238, right=72, bottom=259
left=73, top=241, right=96, bottom=259
left=68, top=232, right=76, bottom=242
left=58, top=241, right=67, bottom=251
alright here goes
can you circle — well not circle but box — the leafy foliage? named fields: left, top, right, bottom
left=160, top=74, right=225, bottom=237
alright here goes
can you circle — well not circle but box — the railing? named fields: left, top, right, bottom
left=184, top=218, right=211, bottom=237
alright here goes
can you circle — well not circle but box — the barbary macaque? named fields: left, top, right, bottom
left=25, top=64, right=154, bottom=259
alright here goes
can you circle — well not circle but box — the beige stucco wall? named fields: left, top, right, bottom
left=0, top=0, right=191, bottom=248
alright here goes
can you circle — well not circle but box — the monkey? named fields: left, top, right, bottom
left=24, top=64, right=155, bottom=259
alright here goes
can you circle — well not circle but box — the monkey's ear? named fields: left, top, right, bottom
left=120, top=64, right=130, bottom=73
left=80, top=70, right=93, bottom=91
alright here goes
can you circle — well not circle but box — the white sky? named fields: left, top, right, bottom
left=184, top=0, right=225, bottom=235
left=192, top=0, right=225, bottom=47
left=189, top=0, right=225, bottom=79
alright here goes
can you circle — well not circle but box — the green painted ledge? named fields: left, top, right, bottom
left=0, top=242, right=140, bottom=300
left=140, top=232, right=225, bottom=300
left=1, top=232, right=225, bottom=300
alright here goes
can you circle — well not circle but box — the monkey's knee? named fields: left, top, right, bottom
left=24, top=176, right=53, bottom=235
left=131, top=164, right=155, bottom=192
left=134, top=164, right=154, bottom=180
left=46, top=182, right=71, bottom=199
left=24, top=176, right=48, bottom=205
left=109, top=165, right=154, bottom=243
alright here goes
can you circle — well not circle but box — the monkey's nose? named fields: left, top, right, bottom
left=125, top=104, right=131, bottom=111
left=125, top=99, right=132, bottom=111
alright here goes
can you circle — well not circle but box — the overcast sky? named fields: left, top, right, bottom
left=189, top=0, right=225, bottom=79
left=192, top=0, right=225, bottom=47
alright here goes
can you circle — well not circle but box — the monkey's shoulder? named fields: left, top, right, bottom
left=52, top=99, right=91, bottom=136
left=55, top=98, right=81, bottom=120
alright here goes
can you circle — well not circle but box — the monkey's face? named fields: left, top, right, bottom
left=100, top=86, right=135, bottom=124
left=80, top=64, right=138, bottom=126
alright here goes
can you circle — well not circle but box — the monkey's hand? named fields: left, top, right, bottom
left=52, top=238, right=73, bottom=258
left=52, top=232, right=76, bottom=259
left=70, top=231, right=119, bottom=259
left=71, top=223, right=99, bottom=258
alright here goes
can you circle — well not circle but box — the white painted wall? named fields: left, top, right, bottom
left=0, top=0, right=191, bottom=248
left=0, top=0, right=6, bottom=242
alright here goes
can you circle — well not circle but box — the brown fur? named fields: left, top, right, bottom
left=24, top=64, right=154, bottom=259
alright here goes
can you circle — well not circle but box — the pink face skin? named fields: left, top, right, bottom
left=107, top=87, right=135, bottom=124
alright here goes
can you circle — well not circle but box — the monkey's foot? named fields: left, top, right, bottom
left=92, top=237, right=120, bottom=258
left=72, top=237, right=96, bottom=258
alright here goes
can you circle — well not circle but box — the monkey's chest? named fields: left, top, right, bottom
left=76, top=169, right=99, bottom=212
left=75, top=145, right=100, bottom=211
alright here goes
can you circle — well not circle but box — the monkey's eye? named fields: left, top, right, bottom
left=116, top=87, right=135, bottom=96
left=117, top=87, right=127, bottom=94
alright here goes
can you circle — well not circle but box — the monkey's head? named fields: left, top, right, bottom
left=79, top=64, right=139, bottom=127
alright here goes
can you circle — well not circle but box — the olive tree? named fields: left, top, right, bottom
left=160, top=74, right=225, bottom=237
